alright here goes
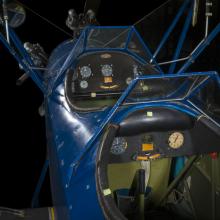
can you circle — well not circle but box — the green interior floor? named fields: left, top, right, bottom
left=108, top=158, right=172, bottom=204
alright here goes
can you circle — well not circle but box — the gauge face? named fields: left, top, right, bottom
left=126, top=77, right=132, bottom=85
left=80, top=66, right=92, bottom=78
left=110, top=137, right=127, bottom=155
left=168, top=132, right=184, bottom=149
left=80, top=80, right=88, bottom=89
left=101, top=64, right=113, bottom=77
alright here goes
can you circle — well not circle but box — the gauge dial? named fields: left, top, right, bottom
left=168, top=132, right=184, bottom=149
left=101, top=64, right=113, bottom=77
left=80, top=80, right=88, bottom=89
left=110, top=137, right=127, bottom=155
left=80, top=66, right=92, bottom=78
left=126, top=77, right=132, bottom=85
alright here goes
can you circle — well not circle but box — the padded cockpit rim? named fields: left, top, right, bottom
left=96, top=124, right=127, bottom=220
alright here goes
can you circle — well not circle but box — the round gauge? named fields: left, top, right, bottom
left=126, top=77, right=132, bottom=85
left=80, top=66, right=92, bottom=78
left=168, top=132, right=184, bottom=149
left=80, top=80, right=88, bottom=89
left=101, top=64, right=113, bottom=77
left=110, top=137, right=127, bottom=155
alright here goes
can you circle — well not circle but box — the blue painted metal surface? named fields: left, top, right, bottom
left=0, top=1, right=219, bottom=219
left=39, top=19, right=220, bottom=218
left=44, top=71, right=219, bottom=220
left=45, top=65, right=219, bottom=220
left=63, top=71, right=219, bottom=186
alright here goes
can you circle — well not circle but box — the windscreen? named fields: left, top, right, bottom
left=188, top=76, right=220, bottom=124
left=125, top=73, right=213, bottom=103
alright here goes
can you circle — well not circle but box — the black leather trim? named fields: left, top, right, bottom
left=118, top=107, right=195, bottom=136
left=199, top=116, right=220, bottom=137
left=96, top=124, right=127, bottom=220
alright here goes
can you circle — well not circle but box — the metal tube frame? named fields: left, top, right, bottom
left=67, top=71, right=220, bottom=185
left=149, top=0, right=219, bottom=74
left=31, top=159, right=49, bottom=208
left=0, top=0, right=219, bottom=90
left=177, top=23, right=220, bottom=73
left=2, top=0, right=10, bottom=44
left=0, top=0, right=220, bottom=203
left=0, top=32, right=45, bottom=92
left=169, top=1, right=194, bottom=73
left=150, top=0, right=191, bottom=63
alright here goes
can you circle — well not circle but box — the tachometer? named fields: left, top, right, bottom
left=168, top=132, right=184, bottom=149
left=110, top=137, right=127, bottom=155
left=80, top=80, right=88, bottom=89
left=80, top=66, right=92, bottom=78
left=101, top=64, right=113, bottom=77
left=126, top=77, right=132, bottom=85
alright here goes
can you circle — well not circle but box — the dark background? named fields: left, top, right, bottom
left=0, top=0, right=219, bottom=209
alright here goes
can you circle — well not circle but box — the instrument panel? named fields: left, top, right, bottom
left=108, top=120, right=220, bottom=164
left=107, top=107, right=220, bottom=163
left=109, top=131, right=191, bottom=163
left=65, top=51, right=158, bottom=110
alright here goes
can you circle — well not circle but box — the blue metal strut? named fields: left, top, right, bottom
left=151, top=0, right=191, bottom=63
left=31, top=159, right=49, bottom=208
left=178, top=23, right=220, bottom=73
left=169, top=2, right=193, bottom=73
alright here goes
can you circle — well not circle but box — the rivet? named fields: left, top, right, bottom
left=57, top=141, right=64, bottom=150
left=70, top=163, right=75, bottom=168
left=61, top=160, right=64, bottom=166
